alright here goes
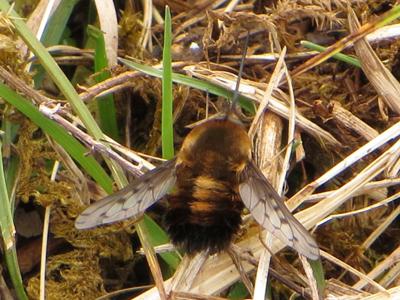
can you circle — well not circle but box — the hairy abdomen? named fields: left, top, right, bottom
left=165, top=173, right=244, bottom=254
left=165, top=119, right=251, bottom=254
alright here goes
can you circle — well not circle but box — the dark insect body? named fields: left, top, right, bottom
left=165, top=116, right=250, bottom=254
left=75, top=112, right=320, bottom=260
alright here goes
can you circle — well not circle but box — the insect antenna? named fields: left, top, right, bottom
left=228, top=33, right=250, bottom=117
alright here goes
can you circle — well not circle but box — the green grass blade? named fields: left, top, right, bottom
left=300, top=40, right=361, bottom=68
left=228, top=282, right=249, bottom=300
left=1, top=113, right=19, bottom=209
left=309, top=258, right=326, bottom=298
left=139, top=6, right=181, bottom=273
left=119, top=58, right=255, bottom=114
left=161, top=6, right=174, bottom=160
left=87, top=25, right=119, bottom=141
left=0, top=0, right=102, bottom=139
left=3, top=245, right=27, bottom=300
left=376, top=5, right=400, bottom=27
left=0, top=1, right=130, bottom=188
left=143, top=215, right=181, bottom=269
left=0, top=82, right=113, bottom=193
left=0, top=138, right=28, bottom=300
left=33, top=0, right=80, bottom=87
left=41, top=0, right=80, bottom=46
left=4, top=154, right=19, bottom=211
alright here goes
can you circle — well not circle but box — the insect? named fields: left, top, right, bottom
left=75, top=109, right=319, bottom=260
left=75, top=38, right=319, bottom=260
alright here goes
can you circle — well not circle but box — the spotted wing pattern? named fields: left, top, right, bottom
left=239, top=160, right=320, bottom=260
left=75, top=158, right=177, bottom=229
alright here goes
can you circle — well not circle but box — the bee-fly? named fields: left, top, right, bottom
left=75, top=45, right=320, bottom=261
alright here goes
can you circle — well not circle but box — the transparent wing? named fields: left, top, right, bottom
left=239, top=161, right=319, bottom=260
left=75, top=158, right=177, bottom=229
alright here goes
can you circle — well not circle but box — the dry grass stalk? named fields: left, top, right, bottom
left=314, top=191, right=400, bottom=232
left=169, top=252, right=209, bottom=294
left=349, top=9, right=400, bottom=115
left=286, top=120, right=400, bottom=210
left=249, top=47, right=287, bottom=138
left=296, top=138, right=400, bottom=228
left=136, top=224, right=168, bottom=300
left=361, top=205, right=400, bottom=251
left=39, top=104, right=146, bottom=177
left=139, top=0, right=153, bottom=52
left=291, top=5, right=398, bottom=78
left=326, top=285, right=400, bottom=300
left=353, top=246, right=400, bottom=291
left=379, top=261, right=400, bottom=288
left=331, top=100, right=379, bottom=141
left=251, top=49, right=286, bottom=298
left=321, top=250, right=387, bottom=293
left=93, top=0, right=118, bottom=65
left=184, top=65, right=342, bottom=148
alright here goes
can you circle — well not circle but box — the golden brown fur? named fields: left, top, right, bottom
left=165, top=117, right=251, bottom=254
